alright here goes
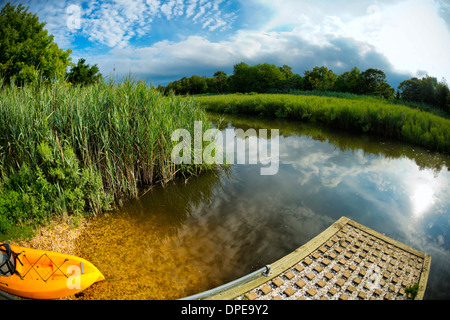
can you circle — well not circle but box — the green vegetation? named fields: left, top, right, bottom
left=0, top=3, right=72, bottom=86
left=66, top=58, right=102, bottom=87
left=1, top=1, right=449, bottom=243
left=405, top=283, right=420, bottom=300
left=0, top=79, right=210, bottom=240
left=197, top=94, right=450, bottom=154
left=160, top=62, right=450, bottom=115
left=210, top=113, right=448, bottom=173
left=399, top=76, right=450, bottom=110
left=0, top=142, right=110, bottom=239
left=0, top=2, right=212, bottom=241
left=0, top=3, right=101, bottom=88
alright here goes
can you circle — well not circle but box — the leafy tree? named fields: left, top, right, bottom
left=278, top=73, right=303, bottom=92
left=66, top=58, right=102, bottom=86
left=254, top=63, right=286, bottom=92
left=206, top=71, right=229, bottom=94
left=436, top=80, right=450, bottom=111
left=418, top=75, right=438, bottom=106
left=156, top=84, right=167, bottom=94
left=165, top=75, right=209, bottom=95
left=279, top=65, right=294, bottom=79
left=376, top=82, right=395, bottom=99
left=398, top=77, right=421, bottom=102
left=179, top=77, right=190, bottom=94
left=206, top=77, right=218, bottom=93
left=213, top=70, right=228, bottom=93
left=0, top=2, right=72, bottom=85
left=166, top=77, right=189, bottom=95
left=303, top=66, right=337, bottom=91
left=230, top=62, right=287, bottom=93
left=360, top=68, right=385, bottom=94
left=360, top=68, right=394, bottom=99
left=335, top=67, right=361, bottom=94
left=188, top=75, right=208, bottom=94
left=230, top=62, right=253, bottom=92
left=277, top=65, right=303, bottom=91
left=399, top=75, right=450, bottom=112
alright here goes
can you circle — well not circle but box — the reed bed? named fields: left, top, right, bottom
left=0, top=79, right=210, bottom=239
left=197, top=94, right=450, bottom=154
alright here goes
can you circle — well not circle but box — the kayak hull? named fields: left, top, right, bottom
left=0, top=244, right=104, bottom=299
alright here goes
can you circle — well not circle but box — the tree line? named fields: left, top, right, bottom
left=159, top=62, right=450, bottom=114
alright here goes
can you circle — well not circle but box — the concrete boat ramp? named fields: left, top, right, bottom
left=182, top=216, right=431, bottom=300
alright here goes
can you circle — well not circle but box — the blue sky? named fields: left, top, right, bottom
left=7, top=0, right=450, bottom=88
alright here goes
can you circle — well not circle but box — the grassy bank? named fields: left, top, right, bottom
left=0, top=79, right=210, bottom=240
left=197, top=94, right=450, bottom=154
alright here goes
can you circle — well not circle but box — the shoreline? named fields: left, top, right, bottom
left=9, top=215, right=89, bottom=257
left=197, top=94, right=450, bottom=154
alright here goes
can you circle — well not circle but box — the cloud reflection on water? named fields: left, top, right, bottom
left=80, top=116, right=450, bottom=299
left=210, top=117, right=450, bottom=298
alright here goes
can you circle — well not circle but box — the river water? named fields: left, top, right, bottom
left=76, top=114, right=450, bottom=300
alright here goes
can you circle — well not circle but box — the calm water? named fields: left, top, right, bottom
left=76, top=114, right=450, bottom=300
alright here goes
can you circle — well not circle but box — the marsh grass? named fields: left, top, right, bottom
left=0, top=78, right=211, bottom=240
left=197, top=94, right=450, bottom=154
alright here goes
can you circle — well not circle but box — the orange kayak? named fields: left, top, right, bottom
left=0, top=244, right=104, bottom=299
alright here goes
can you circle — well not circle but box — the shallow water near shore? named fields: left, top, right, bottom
left=75, top=114, right=450, bottom=300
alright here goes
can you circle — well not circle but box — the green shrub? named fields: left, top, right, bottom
left=0, top=141, right=113, bottom=240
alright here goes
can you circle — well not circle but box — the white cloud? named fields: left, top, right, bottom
left=192, top=1, right=210, bottom=21
left=81, top=0, right=160, bottom=48
left=96, top=25, right=404, bottom=85
left=185, top=0, right=197, bottom=18
left=21, top=0, right=234, bottom=49
left=209, top=15, right=227, bottom=31
left=78, top=0, right=233, bottom=47
left=262, top=0, right=450, bottom=81
left=17, top=0, right=450, bottom=85
left=363, top=0, right=450, bottom=80
left=160, top=0, right=176, bottom=19
left=146, top=0, right=161, bottom=15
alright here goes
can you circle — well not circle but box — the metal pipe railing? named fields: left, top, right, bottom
left=180, top=265, right=271, bottom=300
left=0, top=290, right=20, bottom=300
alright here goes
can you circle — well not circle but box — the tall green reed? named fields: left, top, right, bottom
left=0, top=78, right=211, bottom=238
